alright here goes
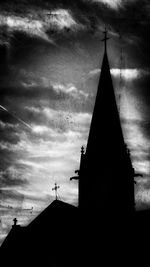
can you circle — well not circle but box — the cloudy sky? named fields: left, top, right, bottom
left=0, top=0, right=150, bottom=244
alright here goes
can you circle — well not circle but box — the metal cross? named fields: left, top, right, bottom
left=52, top=183, right=60, bottom=200
left=101, top=27, right=110, bottom=53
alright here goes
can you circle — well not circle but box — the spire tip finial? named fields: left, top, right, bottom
left=101, top=27, right=110, bottom=53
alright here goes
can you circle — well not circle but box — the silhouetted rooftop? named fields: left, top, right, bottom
left=28, top=199, right=77, bottom=229
left=0, top=200, right=78, bottom=266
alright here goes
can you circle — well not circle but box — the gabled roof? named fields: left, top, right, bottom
left=0, top=200, right=78, bottom=266
left=28, top=199, right=77, bottom=230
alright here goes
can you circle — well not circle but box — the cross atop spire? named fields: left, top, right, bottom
left=101, top=27, right=110, bottom=53
left=52, top=183, right=60, bottom=200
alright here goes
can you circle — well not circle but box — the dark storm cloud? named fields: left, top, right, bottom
left=0, top=84, right=68, bottom=101
left=0, top=0, right=149, bottom=73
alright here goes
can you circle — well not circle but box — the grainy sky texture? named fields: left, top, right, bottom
left=0, top=0, right=150, bottom=244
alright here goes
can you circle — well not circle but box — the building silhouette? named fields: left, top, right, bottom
left=1, top=30, right=149, bottom=266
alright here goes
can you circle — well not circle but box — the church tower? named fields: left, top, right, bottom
left=72, top=30, right=135, bottom=214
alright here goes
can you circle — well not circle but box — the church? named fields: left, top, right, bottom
left=0, top=30, right=148, bottom=266
left=70, top=29, right=135, bottom=213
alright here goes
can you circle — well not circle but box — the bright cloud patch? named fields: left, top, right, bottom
left=91, top=0, right=123, bottom=9
left=111, top=69, right=140, bottom=80
left=47, top=9, right=77, bottom=30
left=0, top=15, right=50, bottom=42
left=53, top=83, right=89, bottom=99
left=89, top=68, right=142, bottom=80
left=0, top=6, right=82, bottom=47
left=0, top=9, right=79, bottom=46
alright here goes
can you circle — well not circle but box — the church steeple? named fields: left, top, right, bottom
left=74, top=30, right=135, bottom=213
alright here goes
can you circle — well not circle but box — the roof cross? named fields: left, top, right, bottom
left=13, top=218, right=17, bottom=226
left=52, top=183, right=60, bottom=200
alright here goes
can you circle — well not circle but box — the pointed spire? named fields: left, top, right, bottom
left=77, top=32, right=135, bottom=213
